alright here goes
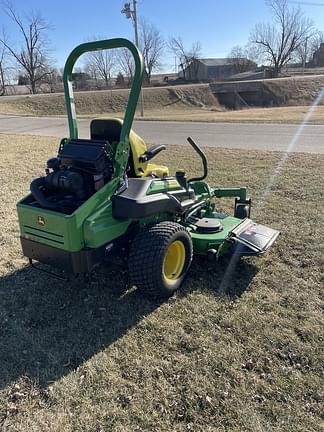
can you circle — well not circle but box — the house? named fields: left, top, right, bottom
left=180, top=58, right=257, bottom=82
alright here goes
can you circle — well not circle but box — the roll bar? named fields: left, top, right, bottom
left=63, top=38, right=144, bottom=144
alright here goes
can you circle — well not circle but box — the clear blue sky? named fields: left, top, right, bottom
left=2, top=0, right=324, bottom=71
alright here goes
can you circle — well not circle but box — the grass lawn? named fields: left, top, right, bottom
left=3, top=104, right=324, bottom=125
left=131, top=105, right=324, bottom=124
left=75, top=104, right=324, bottom=124
left=0, top=134, right=323, bottom=431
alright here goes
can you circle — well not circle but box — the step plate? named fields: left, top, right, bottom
left=230, top=218, right=280, bottom=255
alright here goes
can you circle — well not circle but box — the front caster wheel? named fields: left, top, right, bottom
left=234, top=204, right=249, bottom=219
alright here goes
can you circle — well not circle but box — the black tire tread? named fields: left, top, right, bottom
left=235, top=204, right=249, bottom=219
left=128, top=221, right=193, bottom=297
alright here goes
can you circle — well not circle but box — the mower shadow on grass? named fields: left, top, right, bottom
left=0, top=256, right=257, bottom=390
left=183, top=254, right=258, bottom=299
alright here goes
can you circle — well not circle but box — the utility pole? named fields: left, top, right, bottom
left=302, top=36, right=308, bottom=76
left=121, top=1, right=144, bottom=117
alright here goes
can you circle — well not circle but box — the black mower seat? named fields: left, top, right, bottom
left=90, top=118, right=169, bottom=178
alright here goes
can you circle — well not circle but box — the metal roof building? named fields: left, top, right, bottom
left=181, top=58, right=257, bottom=81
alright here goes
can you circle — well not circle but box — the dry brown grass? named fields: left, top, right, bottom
left=0, top=134, right=323, bottom=431
left=1, top=78, right=324, bottom=124
left=2, top=97, right=324, bottom=125
left=261, top=74, right=324, bottom=106
left=0, top=84, right=220, bottom=117
left=128, top=105, right=324, bottom=124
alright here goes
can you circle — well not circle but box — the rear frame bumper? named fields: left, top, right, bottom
left=20, top=237, right=105, bottom=274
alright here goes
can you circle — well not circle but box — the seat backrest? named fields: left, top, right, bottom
left=90, top=118, right=148, bottom=177
left=91, top=118, right=122, bottom=143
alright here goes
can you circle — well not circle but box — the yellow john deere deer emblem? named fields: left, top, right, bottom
left=37, top=216, right=45, bottom=226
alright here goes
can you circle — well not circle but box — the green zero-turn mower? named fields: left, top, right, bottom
left=16, top=38, right=280, bottom=298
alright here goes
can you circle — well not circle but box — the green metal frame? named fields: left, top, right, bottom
left=63, top=38, right=144, bottom=177
left=212, top=187, right=247, bottom=201
left=17, top=39, right=145, bottom=253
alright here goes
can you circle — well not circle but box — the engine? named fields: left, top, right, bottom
left=30, top=138, right=114, bottom=214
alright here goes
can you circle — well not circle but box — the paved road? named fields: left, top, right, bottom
left=0, top=114, right=323, bottom=154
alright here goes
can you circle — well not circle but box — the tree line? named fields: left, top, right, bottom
left=0, top=1, right=203, bottom=94
left=228, top=0, right=324, bottom=77
left=0, top=0, right=323, bottom=95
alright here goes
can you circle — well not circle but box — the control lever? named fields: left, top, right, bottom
left=175, top=170, right=188, bottom=191
left=187, top=137, right=208, bottom=183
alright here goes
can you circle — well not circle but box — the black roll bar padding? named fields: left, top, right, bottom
left=187, top=137, right=208, bottom=183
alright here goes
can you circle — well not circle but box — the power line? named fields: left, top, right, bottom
left=289, top=1, right=324, bottom=6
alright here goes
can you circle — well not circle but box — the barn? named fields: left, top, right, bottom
left=181, top=58, right=257, bottom=82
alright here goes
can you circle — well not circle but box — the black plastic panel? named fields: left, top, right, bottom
left=59, top=138, right=111, bottom=175
left=21, top=237, right=105, bottom=273
left=112, top=178, right=184, bottom=219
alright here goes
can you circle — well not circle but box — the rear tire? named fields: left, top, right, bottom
left=128, top=221, right=193, bottom=298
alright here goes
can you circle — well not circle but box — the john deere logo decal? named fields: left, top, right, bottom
left=37, top=216, right=45, bottom=226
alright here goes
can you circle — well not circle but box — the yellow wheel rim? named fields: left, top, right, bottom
left=163, top=240, right=186, bottom=282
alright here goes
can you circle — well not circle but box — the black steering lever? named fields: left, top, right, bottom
left=187, top=137, right=208, bottom=183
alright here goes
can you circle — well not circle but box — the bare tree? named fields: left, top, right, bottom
left=292, top=31, right=324, bottom=66
left=227, top=45, right=258, bottom=73
left=0, top=40, right=9, bottom=96
left=115, top=71, right=125, bottom=87
left=117, top=48, right=135, bottom=87
left=168, top=37, right=202, bottom=80
left=251, top=0, right=313, bottom=77
left=294, top=37, right=311, bottom=67
left=140, top=20, right=164, bottom=84
left=309, top=30, right=324, bottom=53
left=0, top=2, right=53, bottom=94
left=40, top=68, right=62, bottom=93
left=84, top=37, right=115, bottom=88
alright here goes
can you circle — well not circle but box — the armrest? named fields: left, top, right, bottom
left=139, top=144, right=166, bottom=163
